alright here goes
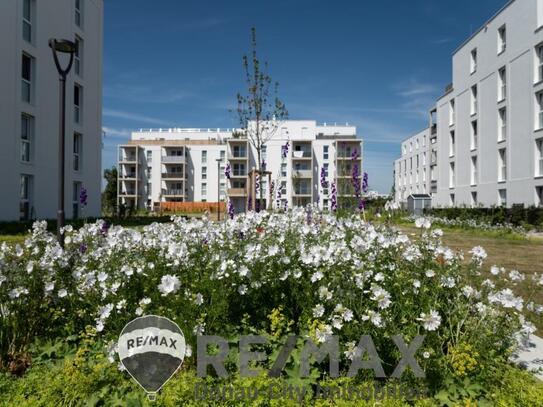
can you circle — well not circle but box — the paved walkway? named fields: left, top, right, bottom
left=511, top=334, right=543, bottom=380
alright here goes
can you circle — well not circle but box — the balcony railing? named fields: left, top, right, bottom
left=292, top=150, right=311, bottom=159
left=163, top=189, right=184, bottom=196
left=292, top=169, right=312, bottom=178
left=119, top=155, right=137, bottom=162
left=231, top=170, right=247, bottom=177
left=162, top=172, right=184, bottom=179
left=227, top=188, right=247, bottom=197
left=161, top=155, right=185, bottom=163
left=120, top=190, right=137, bottom=196
left=121, top=173, right=137, bottom=179
left=230, top=151, right=247, bottom=159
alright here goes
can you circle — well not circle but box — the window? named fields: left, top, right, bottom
left=220, top=150, right=225, bottom=162
left=449, top=99, right=455, bottom=125
left=281, top=163, right=287, bottom=177
left=498, top=189, right=507, bottom=206
left=450, top=194, right=455, bottom=206
left=233, top=145, right=246, bottom=158
left=416, top=154, right=419, bottom=168
left=416, top=170, right=419, bottom=183
left=21, top=54, right=33, bottom=103
left=72, top=182, right=81, bottom=219
left=471, top=121, right=478, bottom=150
left=146, top=150, right=152, bottom=162
left=423, top=168, right=427, bottom=182
left=498, top=67, right=506, bottom=101
left=202, top=166, right=207, bottom=180
left=471, top=85, right=478, bottom=115
left=423, top=135, right=426, bottom=147
left=23, top=0, right=33, bottom=43
left=537, top=44, right=543, bottom=82
left=20, top=175, right=32, bottom=220
left=499, top=108, right=507, bottom=141
left=471, top=156, right=478, bottom=185
left=21, top=114, right=33, bottom=162
left=323, top=145, right=329, bottom=160
left=201, top=150, right=207, bottom=164
left=416, top=139, right=419, bottom=149
left=470, top=48, right=477, bottom=73
left=73, top=133, right=82, bottom=171
left=409, top=142, right=412, bottom=152
left=75, top=0, right=82, bottom=27
left=232, top=163, right=245, bottom=176
left=536, top=138, right=543, bottom=176
left=537, top=186, right=543, bottom=206
left=538, top=92, right=543, bottom=130
left=449, top=162, right=455, bottom=188
left=323, top=163, right=329, bottom=177
left=201, top=183, right=207, bottom=196
left=74, top=84, right=82, bottom=124
left=422, top=152, right=426, bottom=166
left=75, top=37, right=83, bottom=76
left=498, top=148, right=507, bottom=182
left=471, top=192, right=478, bottom=207
left=498, top=25, right=506, bottom=54
left=449, top=131, right=455, bottom=157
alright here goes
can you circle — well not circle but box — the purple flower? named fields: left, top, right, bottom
left=330, top=182, right=337, bottom=212
left=79, top=187, right=88, bottom=207
left=320, top=166, right=329, bottom=189
left=227, top=199, right=235, bottom=220
left=255, top=199, right=260, bottom=213
left=100, top=222, right=109, bottom=236
left=261, top=160, right=267, bottom=171
left=276, top=184, right=282, bottom=208
left=281, top=141, right=290, bottom=159
left=79, top=244, right=87, bottom=254
left=224, top=163, right=231, bottom=179
left=362, top=172, right=369, bottom=194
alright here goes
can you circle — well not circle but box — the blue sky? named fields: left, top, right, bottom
left=102, top=0, right=508, bottom=193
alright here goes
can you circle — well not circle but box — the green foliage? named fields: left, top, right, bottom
left=102, top=166, right=118, bottom=217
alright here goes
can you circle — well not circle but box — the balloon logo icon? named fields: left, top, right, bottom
left=118, top=315, right=186, bottom=400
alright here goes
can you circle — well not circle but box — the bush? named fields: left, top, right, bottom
left=425, top=207, right=543, bottom=229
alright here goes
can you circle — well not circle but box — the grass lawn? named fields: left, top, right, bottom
left=0, top=235, right=26, bottom=245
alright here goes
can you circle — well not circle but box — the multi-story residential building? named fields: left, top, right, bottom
left=393, top=128, right=432, bottom=204
left=118, top=121, right=363, bottom=213
left=0, top=0, right=103, bottom=221
left=394, top=0, right=543, bottom=208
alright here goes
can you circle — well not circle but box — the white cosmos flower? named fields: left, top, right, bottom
left=313, top=304, right=325, bottom=318
left=417, top=310, right=442, bottom=331
left=158, top=275, right=180, bottom=296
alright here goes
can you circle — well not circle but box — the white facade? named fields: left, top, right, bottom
left=433, top=0, right=543, bottom=208
left=393, top=128, right=433, bottom=204
left=119, top=121, right=363, bottom=212
left=0, top=0, right=103, bottom=221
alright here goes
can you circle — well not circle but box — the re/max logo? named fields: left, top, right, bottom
left=126, top=336, right=179, bottom=350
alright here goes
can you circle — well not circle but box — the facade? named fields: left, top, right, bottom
left=118, top=121, right=363, bottom=212
left=0, top=0, right=103, bottom=221
left=395, top=0, right=543, bottom=208
left=393, top=128, right=433, bottom=205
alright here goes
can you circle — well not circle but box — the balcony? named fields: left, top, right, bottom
left=162, top=172, right=184, bottom=179
left=161, top=155, right=185, bottom=164
left=163, top=189, right=184, bottom=197
left=293, top=189, right=311, bottom=196
left=119, top=190, right=137, bottom=196
left=119, top=155, right=137, bottom=163
left=292, top=169, right=312, bottom=178
left=120, top=172, right=138, bottom=179
left=292, top=150, right=311, bottom=159
left=227, top=188, right=247, bottom=197
left=231, top=169, right=247, bottom=177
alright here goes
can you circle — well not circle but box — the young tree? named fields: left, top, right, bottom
left=102, top=166, right=118, bottom=216
left=235, top=27, right=288, bottom=209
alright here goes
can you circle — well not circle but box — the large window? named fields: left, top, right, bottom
left=498, top=108, right=507, bottom=141
left=75, top=0, right=82, bottom=27
left=20, top=175, right=32, bottom=220
left=471, top=85, right=478, bottom=115
left=471, top=156, right=478, bottom=185
left=21, top=114, right=33, bottom=162
left=75, top=36, right=83, bottom=76
left=471, top=121, right=478, bottom=150
left=498, top=148, right=507, bottom=182
left=74, top=84, right=82, bottom=124
left=73, top=133, right=82, bottom=171
left=537, top=138, right=543, bottom=177
left=470, top=48, right=477, bottom=73
left=21, top=54, right=33, bottom=103
left=22, top=0, right=33, bottom=43
left=498, top=67, right=506, bottom=101
left=498, top=25, right=506, bottom=54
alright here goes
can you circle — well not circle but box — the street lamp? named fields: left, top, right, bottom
left=49, top=38, right=76, bottom=247
left=216, top=158, right=222, bottom=221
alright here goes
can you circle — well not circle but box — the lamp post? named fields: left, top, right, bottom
left=49, top=39, right=76, bottom=247
left=216, top=158, right=222, bottom=221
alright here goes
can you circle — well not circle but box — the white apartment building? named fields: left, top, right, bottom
left=393, top=128, right=434, bottom=204
left=0, top=0, right=103, bottom=221
left=433, top=0, right=543, bottom=208
left=118, top=121, right=363, bottom=213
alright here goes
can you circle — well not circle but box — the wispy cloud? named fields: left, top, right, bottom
left=102, top=126, right=131, bottom=139
left=395, top=80, right=439, bottom=97
left=430, top=37, right=453, bottom=45
left=103, top=108, right=171, bottom=126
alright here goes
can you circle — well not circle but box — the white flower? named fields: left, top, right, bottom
left=315, top=324, right=333, bottom=343
left=311, top=271, right=324, bottom=283
left=158, top=275, right=180, bottom=296
left=490, top=265, right=501, bottom=276
left=423, top=351, right=430, bottom=359
left=413, top=280, right=421, bottom=289
left=185, top=344, right=193, bottom=358
left=45, top=282, right=55, bottom=293
left=415, top=218, right=431, bottom=229
left=371, top=286, right=391, bottom=309
left=58, top=288, right=68, bottom=298
left=418, top=310, right=442, bottom=331
left=135, top=307, right=144, bottom=316
left=342, top=308, right=353, bottom=322
left=331, top=317, right=343, bottom=330
left=97, top=272, right=108, bottom=282
left=425, top=270, right=435, bottom=278
left=313, top=304, right=325, bottom=318
left=195, top=293, right=204, bottom=305
left=238, top=266, right=249, bottom=277
left=0, top=275, right=6, bottom=286
left=139, top=297, right=151, bottom=306
left=238, top=284, right=248, bottom=295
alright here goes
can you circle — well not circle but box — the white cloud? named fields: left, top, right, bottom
left=102, top=108, right=171, bottom=126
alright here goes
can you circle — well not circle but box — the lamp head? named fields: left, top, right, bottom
left=49, top=39, right=77, bottom=54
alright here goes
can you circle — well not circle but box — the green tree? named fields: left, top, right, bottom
left=102, top=166, right=118, bottom=216
left=235, top=27, right=288, bottom=210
